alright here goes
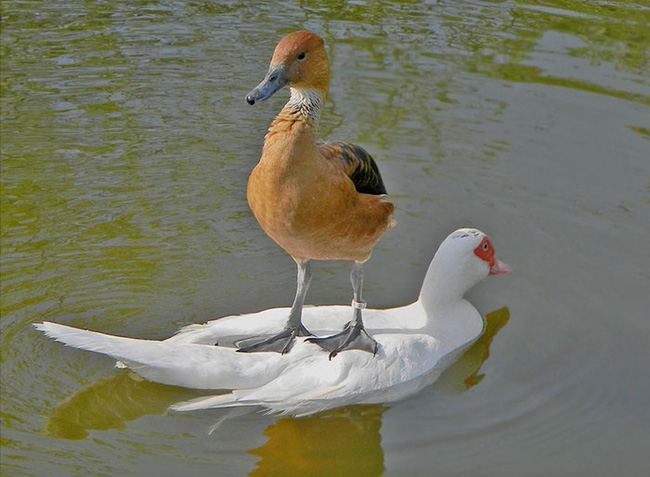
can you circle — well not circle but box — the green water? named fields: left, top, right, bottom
left=2, top=1, right=649, bottom=475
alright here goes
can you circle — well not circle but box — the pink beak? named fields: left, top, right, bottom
left=490, top=259, right=512, bottom=275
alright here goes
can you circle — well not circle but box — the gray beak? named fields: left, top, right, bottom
left=246, top=64, right=288, bottom=105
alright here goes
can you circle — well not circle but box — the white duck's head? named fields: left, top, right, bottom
left=419, top=228, right=512, bottom=311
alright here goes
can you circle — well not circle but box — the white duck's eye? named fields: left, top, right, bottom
left=482, top=242, right=489, bottom=251
left=297, top=52, right=306, bottom=60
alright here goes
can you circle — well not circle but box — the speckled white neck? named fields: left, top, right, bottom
left=285, top=87, right=323, bottom=124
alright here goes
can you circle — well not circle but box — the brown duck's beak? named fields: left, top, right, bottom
left=246, top=64, right=288, bottom=105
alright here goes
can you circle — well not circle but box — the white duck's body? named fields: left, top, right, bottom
left=36, top=228, right=511, bottom=417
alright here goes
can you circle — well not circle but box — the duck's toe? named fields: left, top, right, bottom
left=307, top=323, right=378, bottom=359
left=236, top=324, right=312, bottom=354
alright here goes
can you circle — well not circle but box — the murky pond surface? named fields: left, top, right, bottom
left=2, top=1, right=649, bottom=475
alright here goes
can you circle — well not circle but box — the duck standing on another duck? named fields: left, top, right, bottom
left=241, top=31, right=395, bottom=357
left=35, top=228, right=511, bottom=417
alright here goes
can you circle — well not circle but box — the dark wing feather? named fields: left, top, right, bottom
left=318, top=141, right=388, bottom=195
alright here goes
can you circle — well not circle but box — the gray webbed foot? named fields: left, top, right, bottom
left=236, top=324, right=312, bottom=354
left=307, top=322, right=378, bottom=359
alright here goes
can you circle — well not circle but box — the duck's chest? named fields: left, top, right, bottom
left=247, top=148, right=352, bottom=233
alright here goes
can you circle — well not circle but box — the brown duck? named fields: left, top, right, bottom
left=241, top=31, right=394, bottom=358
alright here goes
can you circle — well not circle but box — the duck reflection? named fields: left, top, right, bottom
left=45, top=372, right=202, bottom=440
left=436, top=305, right=510, bottom=393
left=46, top=307, right=510, bottom=474
left=249, top=405, right=386, bottom=477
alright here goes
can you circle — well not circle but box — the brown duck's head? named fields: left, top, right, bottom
left=246, top=31, right=329, bottom=105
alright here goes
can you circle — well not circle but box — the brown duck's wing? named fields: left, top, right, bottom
left=318, top=141, right=388, bottom=196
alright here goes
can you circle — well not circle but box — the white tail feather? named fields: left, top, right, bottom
left=34, top=322, right=286, bottom=390
left=34, top=322, right=152, bottom=358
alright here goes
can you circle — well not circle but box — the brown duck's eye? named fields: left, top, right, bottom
left=297, top=52, right=306, bottom=60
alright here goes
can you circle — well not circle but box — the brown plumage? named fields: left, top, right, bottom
left=240, top=31, right=394, bottom=356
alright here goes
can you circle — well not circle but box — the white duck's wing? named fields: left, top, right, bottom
left=34, top=322, right=288, bottom=390
left=165, top=308, right=292, bottom=345
left=166, top=305, right=358, bottom=346
left=171, top=334, right=444, bottom=416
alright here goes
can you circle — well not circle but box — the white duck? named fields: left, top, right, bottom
left=35, top=228, right=511, bottom=417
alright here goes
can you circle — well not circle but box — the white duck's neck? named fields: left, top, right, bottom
left=416, top=248, right=486, bottom=341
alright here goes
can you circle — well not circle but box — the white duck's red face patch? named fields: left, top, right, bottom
left=474, top=237, right=495, bottom=267
left=474, top=236, right=512, bottom=275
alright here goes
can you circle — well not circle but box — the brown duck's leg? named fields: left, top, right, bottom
left=238, top=259, right=313, bottom=354
left=307, top=261, right=378, bottom=359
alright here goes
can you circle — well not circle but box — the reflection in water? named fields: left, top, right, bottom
left=46, top=308, right=509, bottom=473
left=436, top=306, right=510, bottom=393
left=45, top=372, right=202, bottom=440
left=250, top=405, right=386, bottom=477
